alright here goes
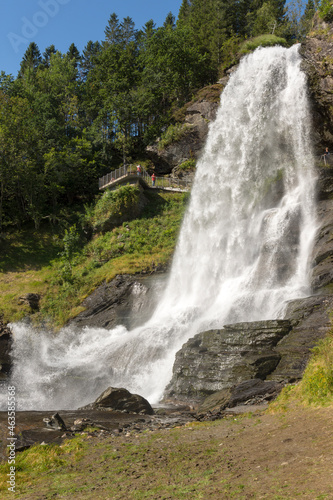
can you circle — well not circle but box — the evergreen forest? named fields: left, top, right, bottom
left=0, top=0, right=322, bottom=231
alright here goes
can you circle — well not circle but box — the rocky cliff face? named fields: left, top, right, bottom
left=146, top=85, right=223, bottom=174
left=310, top=168, right=333, bottom=292
left=307, top=14, right=333, bottom=295
left=300, top=14, right=333, bottom=152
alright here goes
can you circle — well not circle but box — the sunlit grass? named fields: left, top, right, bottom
left=0, top=190, right=189, bottom=326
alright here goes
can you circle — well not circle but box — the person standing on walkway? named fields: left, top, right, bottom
left=137, top=164, right=142, bottom=176
left=152, top=173, right=156, bottom=187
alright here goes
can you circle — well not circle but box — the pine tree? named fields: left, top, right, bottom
left=163, top=12, right=176, bottom=29
left=104, top=13, right=121, bottom=45
left=177, top=0, right=192, bottom=27
left=67, top=43, right=80, bottom=68
left=119, top=17, right=137, bottom=45
left=80, top=41, right=101, bottom=80
left=42, top=45, right=57, bottom=68
left=19, top=42, right=42, bottom=77
left=301, top=0, right=316, bottom=35
left=303, top=0, right=316, bottom=20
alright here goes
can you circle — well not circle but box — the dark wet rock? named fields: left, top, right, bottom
left=164, top=320, right=292, bottom=402
left=15, top=428, right=69, bottom=452
left=197, top=379, right=283, bottom=414
left=165, top=294, right=333, bottom=402
left=310, top=198, right=333, bottom=293
left=43, top=412, right=67, bottom=431
left=18, top=293, right=40, bottom=311
left=267, top=295, right=333, bottom=382
left=81, top=387, right=155, bottom=415
left=68, top=274, right=165, bottom=330
left=0, top=319, right=12, bottom=379
left=0, top=408, right=200, bottom=456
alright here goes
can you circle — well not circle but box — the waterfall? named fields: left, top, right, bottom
left=4, top=45, right=317, bottom=410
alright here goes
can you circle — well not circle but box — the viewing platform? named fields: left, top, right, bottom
left=98, top=164, right=192, bottom=193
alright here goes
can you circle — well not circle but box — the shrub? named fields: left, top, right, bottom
left=178, top=159, right=196, bottom=171
left=240, top=34, right=288, bottom=55
left=87, top=185, right=142, bottom=233
left=158, top=123, right=192, bottom=151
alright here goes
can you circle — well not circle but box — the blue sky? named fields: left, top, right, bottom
left=1, top=0, right=183, bottom=76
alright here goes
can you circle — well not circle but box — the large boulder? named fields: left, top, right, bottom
left=310, top=197, right=333, bottom=292
left=84, top=387, right=154, bottom=415
left=164, top=320, right=291, bottom=402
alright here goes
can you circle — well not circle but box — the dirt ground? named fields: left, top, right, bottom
left=7, top=404, right=333, bottom=499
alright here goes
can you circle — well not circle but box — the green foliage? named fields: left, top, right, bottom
left=158, top=123, right=192, bottom=151
left=240, top=34, right=288, bottom=54
left=39, top=190, right=188, bottom=325
left=299, top=334, right=333, bottom=405
left=0, top=2, right=305, bottom=232
left=58, top=224, right=80, bottom=282
left=271, top=330, right=333, bottom=409
left=178, top=159, right=196, bottom=171
left=87, top=185, right=141, bottom=233
left=318, top=0, right=333, bottom=21
left=219, top=36, right=243, bottom=74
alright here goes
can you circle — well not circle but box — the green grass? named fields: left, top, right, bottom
left=0, top=226, right=63, bottom=273
left=0, top=189, right=189, bottom=325
left=270, top=329, right=333, bottom=411
left=240, top=34, right=288, bottom=55
left=0, top=425, right=234, bottom=499
left=158, top=123, right=193, bottom=151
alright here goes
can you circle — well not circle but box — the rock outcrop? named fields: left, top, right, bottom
left=300, top=14, right=333, bottom=152
left=146, top=84, right=223, bottom=174
left=165, top=295, right=333, bottom=402
left=18, top=293, right=41, bottom=311
left=197, top=379, right=283, bottom=414
left=81, top=387, right=155, bottom=415
left=69, top=273, right=165, bottom=330
left=165, top=320, right=292, bottom=402
left=310, top=169, right=333, bottom=293
left=0, top=319, right=12, bottom=379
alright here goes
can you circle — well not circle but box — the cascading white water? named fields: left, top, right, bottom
left=4, top=45, right=317, bottom=410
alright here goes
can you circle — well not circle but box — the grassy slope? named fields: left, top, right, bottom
left=0, top=189, right=189, bottom=326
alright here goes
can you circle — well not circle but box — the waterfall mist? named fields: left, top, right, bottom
left=4, top=45, right=317, bottom=410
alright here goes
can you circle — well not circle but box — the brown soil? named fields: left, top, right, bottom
left=8, top=404, right=333, bottom=499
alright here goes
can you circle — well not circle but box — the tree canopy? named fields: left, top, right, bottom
left=0, top=0, right=318, bottom=231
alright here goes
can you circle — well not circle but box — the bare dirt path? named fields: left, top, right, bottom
left=7, top=404, right=333, bottom=499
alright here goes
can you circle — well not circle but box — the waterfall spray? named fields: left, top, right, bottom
left=5, top=45, right=317, bottom=410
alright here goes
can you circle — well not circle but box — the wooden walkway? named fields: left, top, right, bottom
left=99, top=165, right=192, bottom=192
